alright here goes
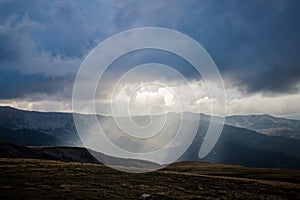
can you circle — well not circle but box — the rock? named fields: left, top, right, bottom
left=139, top=193, right=152, bottom=199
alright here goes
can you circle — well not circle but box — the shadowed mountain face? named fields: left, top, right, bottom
left=179, top=121, right=300, bottom=169
left=0, top=142, right=159, bottom=170
left=0, top=106, right=300, bottom=169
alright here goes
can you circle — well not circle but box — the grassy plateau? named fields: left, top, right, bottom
left=0, top=158, right=299, bottom=199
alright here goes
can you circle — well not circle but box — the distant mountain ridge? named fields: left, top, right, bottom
left=1, top=106, right=299, bottom=139
left=225, top=114, right=300, bottom=139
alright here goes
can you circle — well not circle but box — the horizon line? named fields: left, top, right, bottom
left=0, top=105, right=298, bottom=120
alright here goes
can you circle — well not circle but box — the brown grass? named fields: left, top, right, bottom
left=0, top=158, right=299, bottom=199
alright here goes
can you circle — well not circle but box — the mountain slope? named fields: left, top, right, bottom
left=226, top=114, right=300, bottom=139
left=0, top=142, right=159, bottom=169
left=180, top=121, right=300, bottom=169
left=0, top=127, right=63, bottom=146
left=0, top=106, right=79, bottom=146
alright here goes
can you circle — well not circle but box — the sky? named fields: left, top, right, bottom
left=0, top=0, right=300, bottom=117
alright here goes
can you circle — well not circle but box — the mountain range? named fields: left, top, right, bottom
left=0, top=106, right=300, bottom=169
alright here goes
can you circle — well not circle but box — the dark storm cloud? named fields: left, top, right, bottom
left=0, top=69, right=73, bottom=99
left=0, top=0, right=109, bottom=57
left=86, top=0, right=300, bottom=94
left=0, top=10, right=79, bottom=99
left=240, top=64, right=300, bottom=94
left=0, top=12, right=80, bottom=74
left=198, top=0, right=300, bottom=93
left=0, top=0, right=300, bottom=101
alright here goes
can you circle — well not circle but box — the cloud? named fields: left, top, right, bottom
left=0, top=98, right=72, bottom=112
left=0, top=11, right=79, bottom=100
left=2, top=80, right=300, bottom=117
left=94, top=79, right=222, bottom=116
left=0, top=0, right=299, bottom=116
left=103, top=0, right=300, bottom=94
left=0, top=13, right=81, bottom=75
left=200, top=1, right=300, bottom=94
left=0, top=69, right=73, bottom=99
left=227, top=93, right=300, bottom=116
